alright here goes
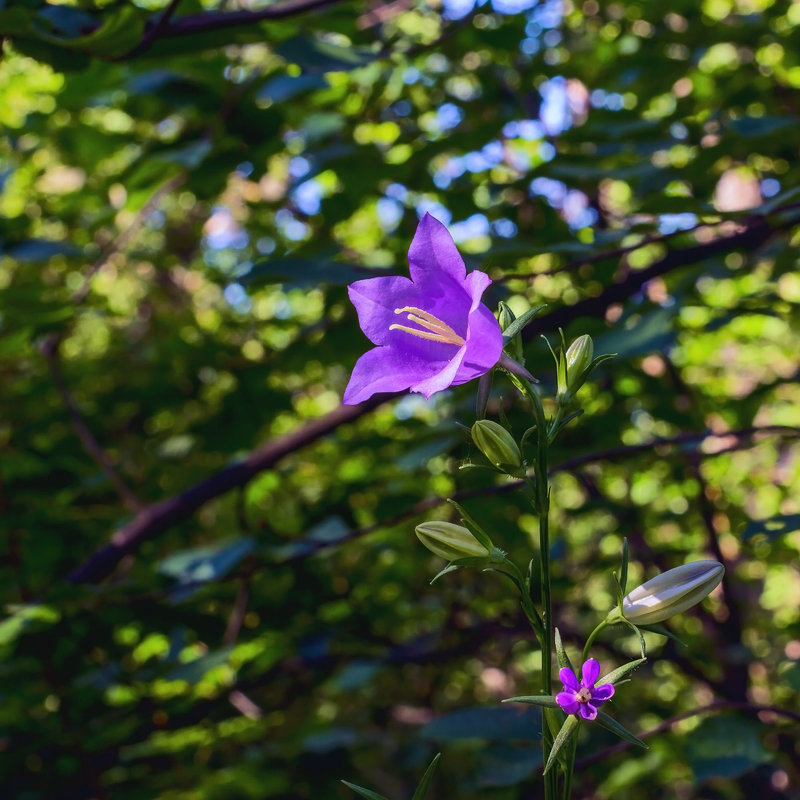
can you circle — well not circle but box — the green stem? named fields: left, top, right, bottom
left=524, top=381, right=557, bottom=800
left=582, top=620, right=610, bottom=663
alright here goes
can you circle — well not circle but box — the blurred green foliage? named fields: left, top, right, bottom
left=1, top=0, right=799, bottom=798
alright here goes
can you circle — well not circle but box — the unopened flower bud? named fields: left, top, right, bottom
left=558, top=334, right=594, bottom=404
left=566, top=335, right=593, bottom=380
left=415, top=521, right=490, bottom=561
left=471, top=419, right=522, bottom=470
left=609, top=560, right=725, bottom=625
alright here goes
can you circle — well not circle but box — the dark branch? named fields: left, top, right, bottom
left=66, top=394, right=388, bottom=583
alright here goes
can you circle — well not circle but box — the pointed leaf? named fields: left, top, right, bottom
left=341, top=781, right=390, bottom=800
left=446, top=499, right=493, bottom=551
left=594, top=711, right=648, bottom=749
left=501, top=305, right=547, bottom=343
left=555, top=628, right=575, bottom=673
left=599, top=657, right=646, bottom=686
left=502, top=695, right=559, bottom=708
left=411, top=752, right=441, bottom=800
left=638, top=624, right=687, bottom=647
left=430, top=564, right=461, bottom=584
left=544, top=714, right=580, bottom=774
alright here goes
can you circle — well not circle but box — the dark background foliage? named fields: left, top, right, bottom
left=1, top=0, right=799, bottom=798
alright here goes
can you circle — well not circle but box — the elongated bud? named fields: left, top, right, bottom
left=608, top=560, right=725, bottom=625
left=471, top=419, right=522, bottom=470
left=566, top=335, right=593, bottom=381
left=557, top=334, right=595, bottom=404
left=415, top=521, right=490, bottom=561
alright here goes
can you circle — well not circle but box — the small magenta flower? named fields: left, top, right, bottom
left=556, top=659, right=614, bottom=721
left=342, top=214, right=503, bottom=404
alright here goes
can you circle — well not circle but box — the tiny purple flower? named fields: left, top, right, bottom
left=342, top=213, right=503, bottom=405
left=555, top=659, right=615, bottom=721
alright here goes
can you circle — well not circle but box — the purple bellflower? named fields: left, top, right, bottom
left=556, top=659, right=614, bottom=721
left=342, top=214, right=503, bottom=405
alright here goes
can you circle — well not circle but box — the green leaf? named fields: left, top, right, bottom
left=599, top=657, right=646, bottom=686
left=554, top=627, right=575, bottom=673
left=594, top=711, right=648, bottom=749
left=543, top=714, right=580, bottom=774
left=687, top=716, right=771, bottom=780
left=446, top=498, right=493, bottom=551
left=158, top=537, right=254, bottom=591
left=502, top=695, right=559, bottom=708
left=742, top=513, right=800, bottom=541
left=501, top=305, right=547, bottom=344
left=422, top=706, right=541, bottom=742
left=410, top=752, right=441, bottom=800
left=341, top=781, right=389, bottom=800
left=637, top=624, right=687, bottom=647
left=277, top=35, right=376, bottom=74
left=240, top=258, right=370, bottom=288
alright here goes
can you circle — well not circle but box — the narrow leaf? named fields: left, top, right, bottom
left=599, top=657, right=646, bottom=686
left=501, top=304, right=547, bottom=342
left=341, top=780, right=390, bottom=800
left=638, top=623, right=687, bottom=647
left=594, top=711, right=648, bottom=749
left=555, top=628, right=574, bottom=673
left=502, top=695, right=559, bottom=708
left=411, top=752, right=442, bottom=800
left=544, top=715, right=580, bottom=774
left=446, top=499, right=493, bottom=551
left=430, top=564, right=460, bottom=584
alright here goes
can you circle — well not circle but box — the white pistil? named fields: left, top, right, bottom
left=389, top=306, right=465, bottom=346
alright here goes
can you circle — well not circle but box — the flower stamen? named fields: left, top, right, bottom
left=390, top=306, right=465, bottom=346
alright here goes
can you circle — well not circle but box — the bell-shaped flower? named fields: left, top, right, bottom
left=610, top=560, right=725, bottom=626
left=343, top=214, right=503, bottom=404
left=555, top=659, right=615, bottom=721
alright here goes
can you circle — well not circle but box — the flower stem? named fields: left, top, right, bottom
left=525, top=381, right=557, bottom=800
left=582, top=620, right=610, bottom=663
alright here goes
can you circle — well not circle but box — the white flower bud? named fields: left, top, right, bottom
left=612, top=560, right=725, bottom=625
left=415, top=521, right=490, bottom=561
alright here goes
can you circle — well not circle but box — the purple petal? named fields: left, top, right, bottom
left=408, top=214, right=466, bottom=286
left=556, top=691, right=580, bottom=715
left=348, top=276, right=416, bottom=346
left=591, top=683, right=615, bottom=703
left=409, top=345, right=467, bottom=398
left=579, top=703, right=598, bottom=721
left=559, top=667, right=580, bottom=692
left=343, top=346, right=446, bottom=404
left=581, top=659, right=600, bottom=688
left=455, top=278, right=502, bottom=382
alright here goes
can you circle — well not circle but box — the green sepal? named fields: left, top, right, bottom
left=520, top=425, right=538, bottom=451
left=554, top=627, right=575, bottom=673
left=446, top=499, right=494, bottom=552
left=623, top=617, right=648, bottom=658
left=501, top=304, right=547, bottom=343
left=430, top=564, right=461, bottom=584
left=502, top=694, right=559, bottom=708
left=411, top=752, right=441, bottom=800
left=341, top=781, right=390, bottom=800
left=599, top=657, right=646, bottom=686
left=475, top=372, right=492, bottom=420
left=543, top=714, right=580, bottom=775
left=594, top=710, right=648, bottom=749
left=638, top=623, right=687, bottom=647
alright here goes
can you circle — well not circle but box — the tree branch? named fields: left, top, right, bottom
left=66, top=394, right=388, bottom=583
left=41, top=339, right=144, bottom=513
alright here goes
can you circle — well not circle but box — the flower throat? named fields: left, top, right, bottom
left=389, top=306, right=465, bottom=346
